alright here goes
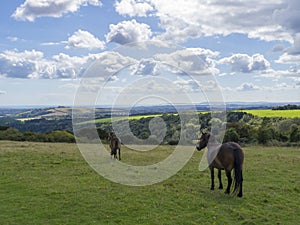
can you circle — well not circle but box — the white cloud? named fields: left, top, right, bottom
left=130, top=58, right=160, bottom=76
left=105, top=19, right=152, bottom=44
left=66, top=30, right=105, bottom=50
left=287, top=33, right=300, bottom=55
left=146, top=0, right=289, bottom=43
left=219, top=53, right=270, bottom=73
left=154, top=48, right=220, bottom=75
left=0, top=49, right=136, bottom=79
left=276, top=52, right=300, bottom=65
left=115, top=0, right=300, bottom=45
left=0, top=49, right=44, bottom=78
left=0, top=90, right=6, bottom=95
left=82, top=51, right=137, bottom=77
left=273, top=0, right=300, bottom=34
left=273, top=0, right=300, bottom=55
left=115, top=0, right=153, bottom=17
left=237, top=83, right=260, bottom=91
left=12, top=0, right=102, bottom=21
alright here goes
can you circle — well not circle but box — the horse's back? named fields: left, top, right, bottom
left=216, top=142, right=244, bottom=170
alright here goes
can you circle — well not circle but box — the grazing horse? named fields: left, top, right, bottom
left=108, top=131, right=121, bottom=160
left=196, top=131, right=244, bottom=197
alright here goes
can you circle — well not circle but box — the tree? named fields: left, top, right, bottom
left=46, top=130, right=75, bottom=143
left=224, top=128, right=240, bottom=143
left=257, top=126, right=275, bottom=145
left=289, top=125, right=300, bottom=142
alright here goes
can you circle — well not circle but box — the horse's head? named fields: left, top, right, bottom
left=196, top=131, right=210, bottom=151
left=109, top=131, right=115, bottom=138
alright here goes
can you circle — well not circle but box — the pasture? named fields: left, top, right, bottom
left=0, top=141, right=299, bottom=224
left=238, top=109, right=300, bottom=118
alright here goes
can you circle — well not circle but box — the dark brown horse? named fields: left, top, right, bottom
left=196, top=131, right=244, bottom=197
left=108, top=131, right=121, bottom=160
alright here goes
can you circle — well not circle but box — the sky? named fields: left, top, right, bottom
left=0, top=0, right=300, bottom=106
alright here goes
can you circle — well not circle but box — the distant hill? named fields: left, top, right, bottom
left=1, top=102, right=300, bottom=120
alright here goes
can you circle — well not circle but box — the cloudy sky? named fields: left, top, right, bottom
left=0, top=0, right=300, bottom=106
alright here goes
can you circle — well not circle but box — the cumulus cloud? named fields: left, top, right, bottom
left=155, top=48, right=220, bottom=75
left=130, top=58, right=160, bottom=76
left=219, top=53, right=270, bottom=73
left=115, top=0, right=153, bottom=17
left=0, top=49, right=136, bottom=79
left=12, top=0, right=102, bottom=21
left=287, top=33, right=300, bottom=55
left=114, top=0, right=300, bottom=45
left=0, top=90, right=6, bottom=95
left=83, top=51, right=137, bottom=77
left=66, top=30, right=105, bottom=50
left=146, top=0, right=288, bottom=43
left=105, top=19, right=152, bottom=45
left=237, top=83, right=260, bottom=91
left=276, top=53, right=300, bottom=65
left=273, top=0, right=300, bottom=55
left=0, top=49, right=44, bottom=78
left=273, top=0, right=300, bottom=34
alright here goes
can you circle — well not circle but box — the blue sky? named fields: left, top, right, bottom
left=0, top=0, right=300, bottom=106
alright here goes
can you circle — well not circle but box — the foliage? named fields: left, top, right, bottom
left=0, top=117, right=73, bottom=133
left=272, top=104, right=300, bottom=110
left=0, top=110, right=300, bottom=145
left=0, top=128, right=75, bottom=143
left=224, top=128, right=240, bottom=143
left=290, top=124, right=300, bottom=142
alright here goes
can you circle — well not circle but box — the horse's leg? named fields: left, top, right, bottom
left=118, top=148, right=121, bottom=160
left=218, top=169, right=223, bottom=189
left=225, top=170, right=232, bottom=194
left=237, top=170, right=243, bottom=197
left=210, top=166, right=215, bottom=190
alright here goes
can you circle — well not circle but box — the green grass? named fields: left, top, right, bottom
left=0, top=141, right=299, bottom=224
left=237, top=109, right=300, bottom=118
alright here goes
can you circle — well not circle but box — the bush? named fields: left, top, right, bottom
left=290, top=125, right=300, bottom=142
left=224, top=128, right=240, bottom=143
left=257, top=126, right=275, bottom=145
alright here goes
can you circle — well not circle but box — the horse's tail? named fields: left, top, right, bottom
left=233, top=148, right=244, bottom=197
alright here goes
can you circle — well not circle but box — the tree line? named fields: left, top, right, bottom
left=0, top=111, right=300, bottom=145
left=272, top=104, right=300, bottom=110
left=0, top=126, right=75, bottom=143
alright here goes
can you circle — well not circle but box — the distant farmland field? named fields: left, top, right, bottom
left=238, top=109, right=300, bottom=118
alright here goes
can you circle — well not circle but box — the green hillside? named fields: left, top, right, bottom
left=0, top=141, right=299, bottom=224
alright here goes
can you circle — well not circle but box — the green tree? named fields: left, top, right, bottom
left=289, top=125, right=300, bottom=142
left=46, top=130, right=75, bottom=143
left=257, top=126, right=275, bottom=145
left=224, top=128, right=240, bottom=143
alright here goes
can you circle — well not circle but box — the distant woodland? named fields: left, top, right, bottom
left=0, top=111, right=300, bottom=146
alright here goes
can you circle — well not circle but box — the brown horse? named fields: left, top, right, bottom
left=196, top=131, right=244, bottom=197
left=108, top=131, right=121, bottom=160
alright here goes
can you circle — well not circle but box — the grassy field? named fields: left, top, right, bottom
left=88, top=109, right=300, bottom=124
left=237, top=109, right=300, bottom=118
left=84, top=114, right=163, bottom=124
left=0, top=141, right=299, bottom=225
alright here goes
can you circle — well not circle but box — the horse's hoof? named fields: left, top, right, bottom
left=237, top=193, right=243, bottom=198
left=219, top=186, right=223, bottom=190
